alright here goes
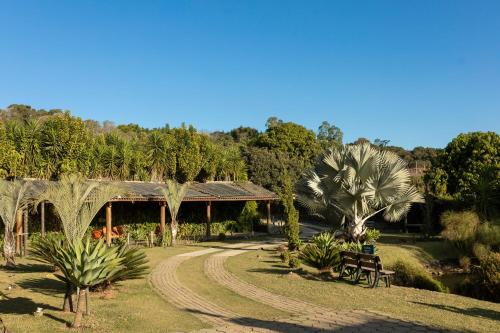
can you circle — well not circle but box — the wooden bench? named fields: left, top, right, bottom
left=338, top=251, right=395, bottom=288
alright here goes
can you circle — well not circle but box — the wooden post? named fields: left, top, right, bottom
left=15, top=209, right=23, bottom=255
left=106, top=202, right=112, bottom=246
left=41, top=201, right=46, bottom=237
left=23, top=209, right=29, bottom=255
left=160, top=201, right=166, bottom=234
left=267, top=200, right=271, bottom=233
left=206, top=201, right=211, bottom=237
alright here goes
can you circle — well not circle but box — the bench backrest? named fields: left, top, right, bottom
left=340, top=251, right=384, bottom=271
left=358, top=253, right=381, bottom=270
left=340, top=251, right=359, bottom=267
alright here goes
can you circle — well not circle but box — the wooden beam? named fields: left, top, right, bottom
left=41, top=201, right=46, bottom=237
left=160, top=201, right=166, bottom=234
left=206, top=201, right=211, bottom=237
left=15, top=209, right=23, bottom=255
left=267, top=200, right=271, bottom=232
left=106, top=202, right=112, bottom=246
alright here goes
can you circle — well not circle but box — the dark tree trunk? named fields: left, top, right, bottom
left=63, top=284, right=74, bottom=312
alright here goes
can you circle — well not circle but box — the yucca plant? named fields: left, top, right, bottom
left=297, top=143, right=424, bottom=241
left=157, top=180, right=189, bottom=245
left=300, top=232, right=340, bottom=272
left=0, top=180, right=32, bottom=267
left=35, top=174, right=125, bottom=245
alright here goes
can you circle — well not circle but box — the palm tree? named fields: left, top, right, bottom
left=0, top=180, right=31, bottom=267
left=157, top=180, right=189, bottom=244
left=298, top=143, right=424, bottom=241
left=36, top=174, right=124, bottom=244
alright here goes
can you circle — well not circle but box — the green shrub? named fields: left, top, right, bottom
left=288, top=257, right=301, bottom=269
left=476, top=223, right=500, bottom=251
left=338, top=241, right=364, bottom=253
left=391, top=260, right=447, bottom=292
left=158, top=228, right=172, bottom=247
left=476, top=251, right=500, bottom=301
left=300, top=232, right=340, bottom=271
left=238, top=201, right=259, bottom=232
left=440, top=210, right=480, bottom=255
left=457, top=251, right=500, bottom=302
left=280, top=250, right=291, bottom=264
left=363, top=228, right=381, bottom=244
left=125, top=222, right=158, bottom=241
left=218, top=233, right=226, bottom=241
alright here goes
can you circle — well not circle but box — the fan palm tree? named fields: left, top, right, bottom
left=0, top=180, right=32, bottom=267
left=36, top=174, right=124, bottom=244
left=157, top=180, right=189, bottom=244
left=297, top=143, right=424, bottom=241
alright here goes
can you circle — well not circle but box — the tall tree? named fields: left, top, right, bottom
left=317, top=121, right=343, bottom=147
left=428, top=132, right=500, bottom=198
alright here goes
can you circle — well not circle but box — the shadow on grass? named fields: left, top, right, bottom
left=411, top=301, right=500, bottom=322
left=186, top=308, right=443, bottom=332
left=0, top=295, right=59, bottom=314
left=17, top=277, right=65, bottom=296
left=1, top=263, right=52, bottom=273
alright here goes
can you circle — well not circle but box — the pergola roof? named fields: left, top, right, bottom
left=27, top=180, right=278, bottom=202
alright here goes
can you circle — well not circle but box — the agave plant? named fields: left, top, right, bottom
left=300, top=232, right=340, bottom=272
left=298, top=143, right=424, bottom=241
left=157, top=180, right=189, bottom=244
left=31, top=237, right=149, bottom=328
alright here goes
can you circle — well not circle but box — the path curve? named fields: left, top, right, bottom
left=150, top=242, right=445, bottom=333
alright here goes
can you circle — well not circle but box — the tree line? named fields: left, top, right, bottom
left=0, top=104, right=440, bottom=193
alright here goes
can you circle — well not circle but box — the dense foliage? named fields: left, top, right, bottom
left=390, top=260, right=447, bottom=292
left=425, top=132, right=500, bottom=219
left=0, top=105, right=439, bottom=196
left=440, top=210, right=500, bottom=301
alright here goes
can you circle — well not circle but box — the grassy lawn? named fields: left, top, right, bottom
left=177, top=253, right=289, bottom=320
left=0, top=246, right=207, bottom=333
left=225, top=237, right=500, bottom=333
left=2, top=235, right=499, bottom=333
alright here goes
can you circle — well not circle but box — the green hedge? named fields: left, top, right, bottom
left=390, top=260, right=447, bottom=292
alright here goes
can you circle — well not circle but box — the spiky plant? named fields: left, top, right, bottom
left=31, top=237, right=148, bottom=328
left=300, top=232, right=340, bottom=271
left=0, top=180, right=32, bottom=267
left=157, top=180, right=189, bottom=244
left=35, top=174, right=124, bottom=244
left=297, top=143, right=424, bottom=241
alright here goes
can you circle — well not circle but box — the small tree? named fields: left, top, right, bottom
left=0, top=180, right=31, bottom=267
left=35, top=174, right=124, bottom=315
left=157, top=180, right=189, bottom=245
left=280, top=176, right=300, bottom=250
left=298, top=143, right=423, bottom=241
left=238, top=201, right=259, bottom=233
left=36, top=174, right=124, bottom=244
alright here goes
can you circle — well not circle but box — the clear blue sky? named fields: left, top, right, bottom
left=1, top=1, right=499, bottom=149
